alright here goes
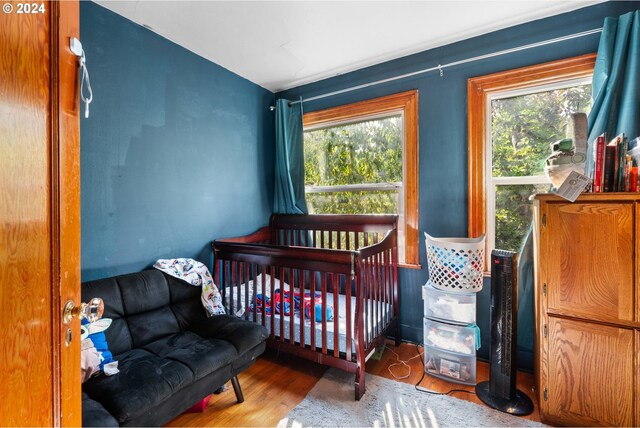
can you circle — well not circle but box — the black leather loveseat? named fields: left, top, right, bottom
left=81, top=269, right=268, bottom=427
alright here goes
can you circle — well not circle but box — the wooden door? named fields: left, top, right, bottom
left=636, top=330, right=640, bottom=427
left=547, top=317, right=634, bottom=426
left=541, top=201, right=634, bottom=323
left=0, top=1, right=81, bottom=425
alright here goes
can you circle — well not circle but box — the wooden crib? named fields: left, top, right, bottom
left=211, top=214, right=399, bottom=400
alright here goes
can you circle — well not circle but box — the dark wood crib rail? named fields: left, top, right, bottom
left=271, top=214, right=398, bottom=251
left=211, top=214, right=399, bottom=400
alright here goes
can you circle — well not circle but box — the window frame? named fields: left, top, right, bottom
left=467, top=54, right=596, bottom=273
left=303, top=90, right=419, bottom=268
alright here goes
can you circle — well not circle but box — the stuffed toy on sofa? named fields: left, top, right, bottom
left=81, top=318, right=119, bottom=382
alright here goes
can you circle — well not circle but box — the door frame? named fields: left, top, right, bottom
left=54, top=0, right=82, bottom=425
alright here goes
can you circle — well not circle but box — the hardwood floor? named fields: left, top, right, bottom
left=166, top=342, right=540, bottom=427
left=366, top=341, right=541, bottom=423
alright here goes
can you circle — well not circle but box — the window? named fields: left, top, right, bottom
left=303, top=91, right=419, bottom=266
left=468, top=54, right=595, bottom=270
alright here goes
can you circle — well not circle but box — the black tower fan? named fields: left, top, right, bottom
left=475, top=250, right=533, bottom=415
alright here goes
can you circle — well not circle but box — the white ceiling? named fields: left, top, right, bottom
left=94, top=0, right=605, bottom=92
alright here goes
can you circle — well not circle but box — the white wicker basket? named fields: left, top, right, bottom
left=424, top=232, right=485, bottom=293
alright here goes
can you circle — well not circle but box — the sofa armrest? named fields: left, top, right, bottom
left=201, top=315, right=268, bottom=356
left=189, top=314, right=268, bottom=356
left=82, top=392, right=119, bottom=427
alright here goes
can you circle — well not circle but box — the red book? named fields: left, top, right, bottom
left=593, top=133, right=606, bottom=192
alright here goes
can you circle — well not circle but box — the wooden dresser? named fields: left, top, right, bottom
left=533, top=194, right=639, bottom=426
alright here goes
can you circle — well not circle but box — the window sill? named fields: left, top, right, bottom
left=399, top=263, right=422, bottom=270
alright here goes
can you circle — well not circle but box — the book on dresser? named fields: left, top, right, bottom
left=616, top=134, right=628, bottom=191
left=596, top=133, right=630, bottom=192
left=592, top=133, right=606, bottom=192
left=603, top=138, right=617, bottom=192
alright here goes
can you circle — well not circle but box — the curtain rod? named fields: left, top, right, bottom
left=271, top=27, right=602, bottom=110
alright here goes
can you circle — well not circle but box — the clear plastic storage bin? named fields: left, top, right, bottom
left=424, top=344, right=476, bottom=385
left=423, top=318, right=476, bottom=355
left=424, top=232, right=485, bottom=292
left=423, top=281, right=476, bottom=325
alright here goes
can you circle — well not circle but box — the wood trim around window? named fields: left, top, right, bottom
left=467, top=54, right=596, bottom=245
left=303, top=90, right=419, bottom=267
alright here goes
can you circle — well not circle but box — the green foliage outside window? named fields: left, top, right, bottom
left=491, top=84, right=592, bottom=251
left=302, top=85, right=592, bottom=252
left=304, top=116, right=403, bottom=214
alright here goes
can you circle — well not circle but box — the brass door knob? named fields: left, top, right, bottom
left=63, top=297, right=104, bottom=325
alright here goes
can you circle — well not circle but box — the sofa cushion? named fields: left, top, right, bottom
left=142, top=331, right=237, bottom=380
left=82, top=275, right=131, bottom=356
left=83, top=348, right=194, bottom=424
left=117, top=270, right=171, bottom=314
left=126, top=306, right=181, bottom=349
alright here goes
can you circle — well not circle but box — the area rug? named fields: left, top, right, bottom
left=277, top=368, right=545, bottom=427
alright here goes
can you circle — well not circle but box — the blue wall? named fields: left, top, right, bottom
left=80, top=2, right=275, bottom=281
left=278, top=1, right=640, bottom=368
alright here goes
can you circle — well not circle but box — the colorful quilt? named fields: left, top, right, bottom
left=154, top=258, right=225, bottom=316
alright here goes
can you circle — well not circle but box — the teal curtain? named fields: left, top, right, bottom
left=273, top=99, right=308, bottom=214
left=585, top=10, right=640, bottom=177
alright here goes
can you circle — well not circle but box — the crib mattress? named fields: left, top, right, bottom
left=225, top=288, right=391, bottom=354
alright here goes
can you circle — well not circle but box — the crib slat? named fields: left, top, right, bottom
left=220, top=260, right=225, bottom=306
left=260, top=266, right=266, bottom=327
left=310, top=271, right=316, bottom=351
left=370, top=256, right=375, bottom=346
left=380, top=252, right=386, bottom=328
left=221, top=260, right=228, bottom=311
left=371, top=256, right=377, bottom=338
left=363, top=257, right=368, bottom=347
left=289, top=267, right=295, bottom=346
left=279, top=267, right=285, bottom=343
left=366, top=256, right=372, bottom=346
left=270, top=266, right=275, bottom=337
left=321, top=272, right=327, bottom=355
left=333, top=274, right=339, bottom=358
left=236, top=262, right=241, bottom=317
left=376, top=252, right=381, bottom=337
left=386, top=249, right=392, bottom=325
left=299, top=270, right=305, bottom=349
left=346, top=270, right=352, bottom=362
left=376, top=252, right=381, bottom=338
left=238, top=262, right=243, bottom=317
left=226, top=262, right=234, bottom=316
left=245, top=263, right=251, bottom=321
left=365, top=257, right=376, bottom=346
left=386, top=251, right=390, bottom=326
left=217, top=260, right=223, bottom=302
left=378, top=252, right=384, bottom=337
left=227, top=262, right=234, bottom=315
